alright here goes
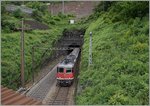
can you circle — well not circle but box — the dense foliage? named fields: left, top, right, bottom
left=77, top=1, right=149, bottom=105
left=2, top=29, right=63, bottom=89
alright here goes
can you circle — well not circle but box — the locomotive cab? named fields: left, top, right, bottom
left=57, top=66, right=74, bottom=86
left=56, top=48, right=80, bottom=86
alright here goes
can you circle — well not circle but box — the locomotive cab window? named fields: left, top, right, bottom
left=57, top=67, right=64, bottom=73
left=66, top=68, right=72, bottom=73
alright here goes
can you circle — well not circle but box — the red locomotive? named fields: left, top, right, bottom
left=56, top=48, right=80, bottom=86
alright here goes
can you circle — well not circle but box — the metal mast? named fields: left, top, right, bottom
left=89, top=32, right=92, bottom=66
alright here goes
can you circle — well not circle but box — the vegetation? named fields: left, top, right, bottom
left=76, top=1, right=149, bottom=105
left=1, top=1, right=86, bottom=90
left=1, top=1, right=149, bottom=105
left=2, top=29, right=62, bottom=89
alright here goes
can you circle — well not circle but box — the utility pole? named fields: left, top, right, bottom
left=62, top=1, right=64, bottom=14
left=32, top=46, right=35, bottom=83
left=46, top=2, right=52, bottom=15
left=103, top=1, right=104, bottom=11
left=89, top=32, right=92, bottom=66
left=20, top=18, right=25, bottom=88
left=51, top=2, right=53, bottom=15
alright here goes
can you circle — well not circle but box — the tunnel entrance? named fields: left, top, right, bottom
left=39, top=28, right=85, bottom=105
left=59, top=28, right=85, bottom=51
left=41, top=28, right=85, bottom=67
left=67, top=44, right=81, bottom=54
left=61, top=28, right=85, bottom=55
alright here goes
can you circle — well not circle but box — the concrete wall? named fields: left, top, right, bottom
left=48, top=1, right=100, bottom=19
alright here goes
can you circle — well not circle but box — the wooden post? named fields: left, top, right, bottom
left=32, top=46, right=35, bottom=83
left=62, top=1, right=64, bottom=14
left=20, top=18, right=25, bottom=88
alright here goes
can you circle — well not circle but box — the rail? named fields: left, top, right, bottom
left=48, top=87, right=70, bottom=105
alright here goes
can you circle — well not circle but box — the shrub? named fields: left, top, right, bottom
left=108, top=90, right=129, bottom=105
left=58, top=12, right=66, bottom=18
left=32, top=10, right=43, bottom=22
left=53, top=16, right=61, bottom=21
left=49, top=20, right=56, bottom=25
left=2, top=18, right=19, bottom=32
left=13, top=9, right=24, bottom=19
left=77, top=1, right=149, bottom=105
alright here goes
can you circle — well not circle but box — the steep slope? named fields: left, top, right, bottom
left=1, top=1, right=88, bottom=90
left=77, top=1, right=149, bottom=105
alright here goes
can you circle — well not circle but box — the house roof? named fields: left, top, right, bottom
left=1, top=85, right=42, bottom=105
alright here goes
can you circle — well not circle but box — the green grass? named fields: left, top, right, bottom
left=76, top=2, right=149, bottom=105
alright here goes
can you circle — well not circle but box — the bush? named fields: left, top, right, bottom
left=109, top=1, right=149, bottom=22
left=1, top=28, right=64, bottom=89
left=77, top=1, right=149, bottom=105
left=53, top=16, right=61, bottom=21
left=13, top=9, right=24, bottom=18
left=2, top=18, right=19, bottom=32
left=32, top=10, right=43, bottom=22
left=49, top=20, right=56, bottom=25
left=58, top=12, right=66, bottom=18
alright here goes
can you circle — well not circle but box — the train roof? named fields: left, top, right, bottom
left=57, top=48, right=80, bottom=68
left=58, top=56, right=76, bottom=68
left=1, top=86, right=42, bottom=105
left=58, top=63, right=74, bottom=68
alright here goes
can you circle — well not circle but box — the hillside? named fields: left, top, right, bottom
left=1, top=1, right=149, bottom=105
left=77, top=1, right=149, bottom=105
left=1, top=1, right=89, bottom=89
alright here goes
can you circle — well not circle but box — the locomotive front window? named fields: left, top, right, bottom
left=66, top=68, right=72, bottom=73
left=58, top=67, right=64, bottom=73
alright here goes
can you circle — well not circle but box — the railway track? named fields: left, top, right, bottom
left=26, top=48, right=81, bottom=105
left=48, top=86, right=70, bottom=105
left=26, top=56, right=66, bottom=100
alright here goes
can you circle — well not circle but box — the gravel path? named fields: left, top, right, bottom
left=26, top=65, right=57, bottom=100
left=25, top=56, right=65, bottom=89
left=43, top=80, right=76, bottom=105
left=26, top=55, right=66, bottom=100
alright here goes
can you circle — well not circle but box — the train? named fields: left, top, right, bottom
left=56, top=48, right=80, bottom=86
